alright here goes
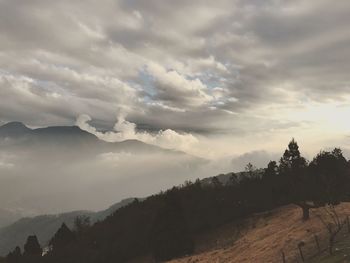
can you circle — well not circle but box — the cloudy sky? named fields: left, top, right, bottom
left=1, top=0, right=350, bottom=159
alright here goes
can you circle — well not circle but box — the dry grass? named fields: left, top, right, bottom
left=168, top=203, right=350, bottom=263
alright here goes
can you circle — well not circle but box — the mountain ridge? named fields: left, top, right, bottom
left=0, top=122, right=178, bottom=154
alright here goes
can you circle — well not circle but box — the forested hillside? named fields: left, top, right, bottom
left=5, top=139, right=350, bottom=263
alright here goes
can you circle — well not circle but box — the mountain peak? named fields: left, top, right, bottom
left=0, top=122, right=32, bottom=137
left=0, top=122, right=99, bottom=143
left=1, top=122, right=29, bottom=130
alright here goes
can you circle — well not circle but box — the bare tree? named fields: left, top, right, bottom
left=316, top=205, right=346, bottom=255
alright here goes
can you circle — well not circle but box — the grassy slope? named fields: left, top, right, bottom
left=168, top=203, right=350, bottom=263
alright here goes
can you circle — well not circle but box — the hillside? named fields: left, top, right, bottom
left=0, top=208, right=33, bottom=230
left=0, top=198, right=136, bottom=256
left=3, top=140, right=350, bottom=263
left=168, top=203, right=350, bottom=263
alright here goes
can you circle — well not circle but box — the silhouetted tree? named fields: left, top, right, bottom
left=228, top=173, right=238, bottom=186
left=151, top=191, right=194, bottom=262
left=309, top=148, right=349, bottom=206
left=279, top=139, right=312, bottom=220
left=73, top=215, right=91, bottom=235
left=245, top=162, right=256, bottom=178
left=211, top=176, right=222, bottom=188
left=23, top=235, right=42, bottom=262
left=49, top=223, right=75, bottom=251
left=264, top=161, right=278, bottom=178
left=6, top=247, right=21, bottom=263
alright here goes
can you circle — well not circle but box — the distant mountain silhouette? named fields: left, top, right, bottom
left=0, top=122, right=97, bottom=147
left=0, top=122, right=33, bottom=138
left=0, top=122, right=182, bottom=154
left=0, top=208, right=33, bottom=229
left=0, top=198, right=137, bottom=256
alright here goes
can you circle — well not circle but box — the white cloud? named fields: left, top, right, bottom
left=76, top=114, right=199, bottom=154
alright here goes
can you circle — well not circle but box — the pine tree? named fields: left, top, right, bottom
left=49, top=223, right=76, bottom=251
left=23, top=235, right=42, bottom=262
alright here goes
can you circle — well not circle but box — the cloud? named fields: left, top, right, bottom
left=0, top=144, right=223, bottom=215
left=76, top=114, right=199, bottom=154
left=231, top=150, right=280, bottom=172
left=0, top=0, right=350, bottom=155
left=145, top=62, right=214, bottom=108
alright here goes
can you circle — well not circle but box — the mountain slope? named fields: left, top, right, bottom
left=0, top=208, right=32, bottom=230
left=0, top=198, right=136, bottom=256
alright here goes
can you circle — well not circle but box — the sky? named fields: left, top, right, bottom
left=1, top=0, right=350, bottom=159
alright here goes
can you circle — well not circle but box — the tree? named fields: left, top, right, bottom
left=245, top=162, right=256, bottom=178
left=279, top=139, right=312, bottom=220
left=6, top=247, right=21, bottom=263
left=74, top=215, right=91, bottom=235
left=24, top=235, right=42, bottom=256
left=49, top=223, right=76, bottom=251
left=211, top=176, right=222, bottom=188
left=151, top=192, right=194, bottom=262
left=228, top=173, right=238, bottom=186
left=264, top=161, right=278, bottom=178
left=23, top=235, right=42, bottom=262
left=316, top=206, right=346, bottom=255
left=279, top=139, right=307, bottom=175
left=309, top=148, right=349, bottom=206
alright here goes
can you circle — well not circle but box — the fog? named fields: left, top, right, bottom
left=0, top=120, right=289, bottom=227
left=2, top=120, right=347, bottom=227
left=0, top=144, right=236, bottom=220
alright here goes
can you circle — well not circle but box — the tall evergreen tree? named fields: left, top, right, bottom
left=49, top=223, right=76, bottom=252
left=279, top=139, right=312, bottom=220
left=23, top=235, right=42, bottom=263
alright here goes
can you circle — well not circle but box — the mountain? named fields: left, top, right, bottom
left=0, top=122, right=32, bottom=138
left=0, top=122, right=205, bottom=229
left=0, top=198, right=137, bottom=256
left=0, top=121, right=206, bottom=259
left=0, top=122, right=97, bottom=152
left=90, top=198, right=139, bottom=222
left=0, top=208, right=33, bottom=230
left=0, top=122, right=182, bottom=154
